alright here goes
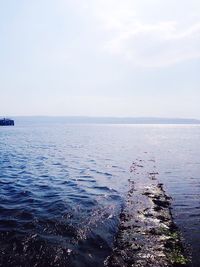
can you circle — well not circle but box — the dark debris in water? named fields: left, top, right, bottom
left=105, top=159, right=189, bottom=267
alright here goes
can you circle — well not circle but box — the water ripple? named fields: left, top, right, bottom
left=0, top=123, right=200, bottom=266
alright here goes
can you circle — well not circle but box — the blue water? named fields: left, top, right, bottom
left=0, top=120, right=199, bottom=266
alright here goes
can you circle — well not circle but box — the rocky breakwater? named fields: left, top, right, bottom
left=105, top=157, right=189, bottom=267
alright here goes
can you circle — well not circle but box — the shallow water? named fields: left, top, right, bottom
left=0, top=120, right=199, bottom=266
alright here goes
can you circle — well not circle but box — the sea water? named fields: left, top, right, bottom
left=0, top=119, right=199, bottom=266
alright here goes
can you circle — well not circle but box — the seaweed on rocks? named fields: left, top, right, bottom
left=104, top=158, right=189, bottom=267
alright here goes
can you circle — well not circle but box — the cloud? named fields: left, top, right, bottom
left=88, top=0, right=200, bottom=67
left=104, top=21, right=200, bottom=67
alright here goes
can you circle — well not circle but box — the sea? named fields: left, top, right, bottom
left=0, top=118, right=199, bottom=267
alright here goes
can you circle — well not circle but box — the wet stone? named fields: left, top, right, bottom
left=105, top=159, right=189, bottom=267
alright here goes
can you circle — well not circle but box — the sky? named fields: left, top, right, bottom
left=0, top=0, right=200, bottom=118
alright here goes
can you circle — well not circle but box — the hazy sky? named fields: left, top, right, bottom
left=0, top=0, right=200, bottom=118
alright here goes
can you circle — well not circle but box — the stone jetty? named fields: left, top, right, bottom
left=105, top=157, right=189, bottom=267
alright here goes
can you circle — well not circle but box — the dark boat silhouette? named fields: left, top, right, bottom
left=0, top=118, right=15, bottom=126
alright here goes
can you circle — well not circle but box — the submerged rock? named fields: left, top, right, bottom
left=105, top=159, right=189, bottom=267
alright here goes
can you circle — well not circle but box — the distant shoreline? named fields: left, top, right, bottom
left=9, top=116, right=200, bottom=125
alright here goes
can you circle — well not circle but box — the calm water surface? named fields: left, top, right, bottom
left=0, top=121, right=199, bottom=266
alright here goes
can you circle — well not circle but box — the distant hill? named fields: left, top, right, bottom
left=13, top=116, right=200, bottom=124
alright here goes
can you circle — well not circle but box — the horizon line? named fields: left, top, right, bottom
left=5, top=115, right=200, bottom=121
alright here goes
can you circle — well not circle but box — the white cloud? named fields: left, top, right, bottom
left=103, top=21, right=200, bottom=67
left=88, top=0, right=200, bottom=67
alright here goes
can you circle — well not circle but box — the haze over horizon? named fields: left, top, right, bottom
left=5, top=115, right=200, bottom=125
left=0, top=0, right=199, bottom=118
